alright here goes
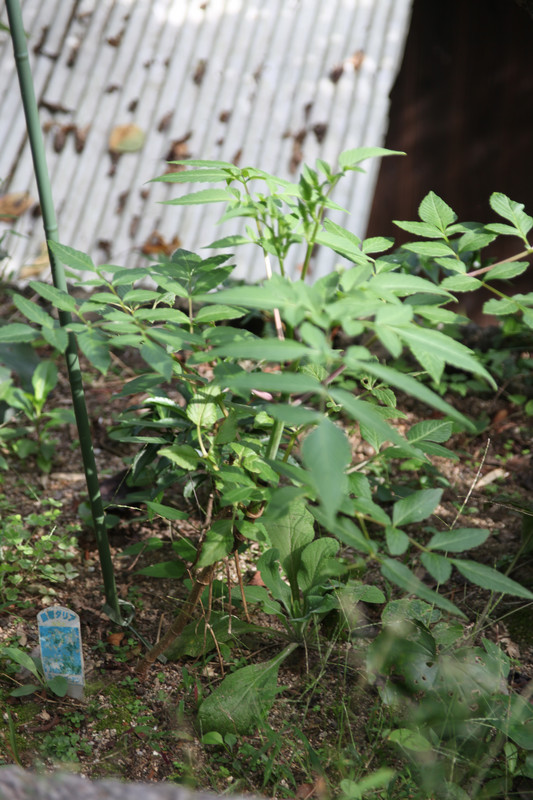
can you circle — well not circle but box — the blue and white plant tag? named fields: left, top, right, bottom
left=37, top=606, right=85, bottom=699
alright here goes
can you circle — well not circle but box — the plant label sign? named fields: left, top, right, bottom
left=37, top=606, right=84, bottom=698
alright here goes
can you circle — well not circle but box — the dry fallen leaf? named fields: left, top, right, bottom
left=19, top=242, right=50, bottom=279
left=0, top=192, right=33, bottom=222
left=108, top=124, right=145, bottom=154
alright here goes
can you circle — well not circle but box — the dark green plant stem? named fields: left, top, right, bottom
left=6, top=0, right=122, bottom=623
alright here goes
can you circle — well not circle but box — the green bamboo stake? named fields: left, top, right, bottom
left=6, top=0, right=125, bottom=624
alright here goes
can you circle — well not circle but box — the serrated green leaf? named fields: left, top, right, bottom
left=194, top=304, right=247, bottom=323
left=29, top=281, right=78, bottom=313
left=13, top=294, right=54, bottom=328
left=164, top=188, right=234, bottom=205
left=394, top=220, right=444, bottom=238
left=392, top=326, right=495, bottom=387
left=428, top=528, right=490, bottom=552
left=380, top=559, right=464, bottom=617
left=402, top=241, right=456, bottom=258
left=451, top=559, right=533, bottom=598
left=407, top=419, right=452, bottom=444
left=418, top=192, right=456, bottom=230
left=393, top=489, right=442, bottom=527
left=339, top=147, right=404, bottom=169
left=440, top=275, right=482, bottom=292
left=298, top=537, right=339, bottom=593
left=48, top=241, right=95, bottom=272
left=152, top=168, right=231, bottom=184
left=134, top=308, right=190, bottom=324
left=489, top=192, right=533, bottom=238
left=484, top=261, right=529, bottom=281
left=0, top=323, right=39, bottom=343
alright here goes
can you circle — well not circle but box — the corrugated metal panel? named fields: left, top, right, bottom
left=0, top=0, right=412, bottom=282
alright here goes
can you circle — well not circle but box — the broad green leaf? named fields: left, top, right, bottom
left=78, top=331, right=110, bottom=374
left=490, top=192, right=533, bottom=238
left=388, top=728, right=432, bottom=752
left=418, top=191, right=456, bottom=230
left=11, top=684, right=40, bottom=697
left=262, top=500, right=315, bottom=584
left=41, top=326, right=69, bottom=352
left=197, top=644, right=296, bottom=735
left=420, top=552, right=452, bottom=584
left=264, top=404, right=323, bottom=427
left=0, top=323, right=39, bottom=343
left=48, top=241, right=95, bottom=272
left=196, top=520, right=234, bottom=567
left=186, top=384, right=222, bottom=428
left=428, top=528, right=490, bottom=552
left=407, top=419, right=452, bottom=444
left=159, top=444, right=200, bottom=471
left=145, top=501, right=188, bottom=520
left=393, top=489, right=442, bottom=527
left=451, top=559, right=533, bottom=599
left=32, top=360, right=57, bottom=403
left=136, top=561, right=186, bottom=578
left=385, top=527, right=410, bottom=556
left=298, top=537, right=339, bottom=593
left=1, top=646, right=40, bottom=679
left=339, top=147, right=404, bottom=169
left=301, top=418, right=351, bottom=520
left=29, top=281, right=78, bottom=313
left=164, top=188, right=234, bottom=206
left=141, top=338, right=176, bottom=381
left=380, top=559, right=464, bottom=617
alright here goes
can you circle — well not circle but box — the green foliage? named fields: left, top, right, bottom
left=3, top=148, right=533, bottom=794
left=0, top=645, right=69, bottom=698
left=0, top=498, right=79, bottom=608
left=0, top=357, right=74, bottom=471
